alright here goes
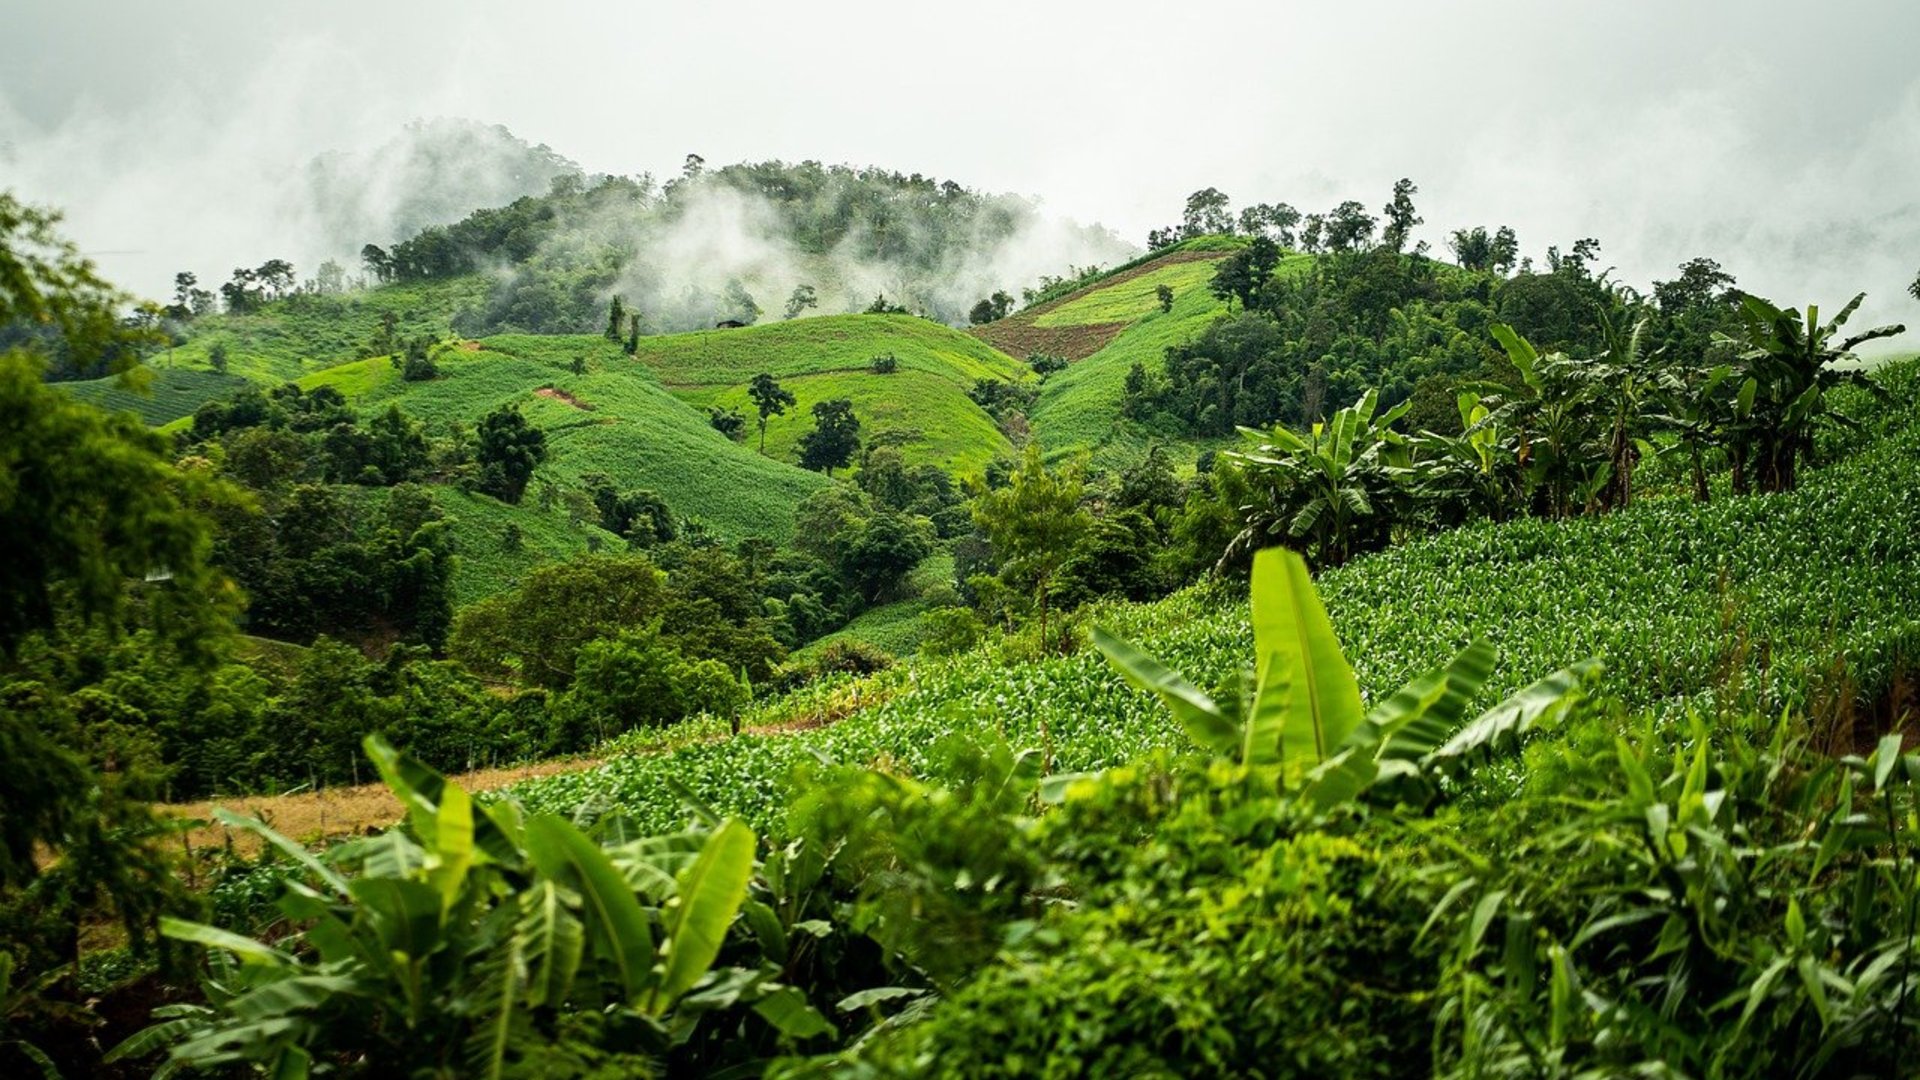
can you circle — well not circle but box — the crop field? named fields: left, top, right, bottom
left=1020, top=262, right=1323, bottom=470
left=419, top=488, right=621, bottom=608
left=1032, top=257, right=1225, bottom=327
left=334, top=336, right=830, bottom=541
left=510, top=362, right=1920, bottom=832
left=634, top=313, right=1028, bottom=387
left=66, top=277, right=493, bottom=426
left=60, top=366, right=250, bottom=425
left=678, top=368, right=1012, bottom=474
left=620, top=314, right=1025, bottom=473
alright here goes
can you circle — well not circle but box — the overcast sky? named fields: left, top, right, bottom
left=5, top=0, right=1918, bottom=337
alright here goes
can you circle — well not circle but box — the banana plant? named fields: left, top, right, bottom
left=1410, top=390, right=1520, bottom=522
left=1718, top=292, right=1905, bottom=493
left=1480, top=324, right=1615, bottom=519
left=1093, top=547, right=1599, bottom=811
left=1225, top=388, right=1413, bottom=569
left=110, top=735, right=830, bottom=1078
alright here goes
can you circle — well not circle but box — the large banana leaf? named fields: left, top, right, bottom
left=524, top=815, right=656, bottom=1004
left=210, top=809, right=349, bottom=900
left=1368, top=641, right=1498, bottom=760
left=1091, top=627, right=1236, bottom=756
left=653, top=819, right=756, bottom=1012
left=1423, top=659, right=1602, bottom=775
left=1249, top=547, right=1361, bottom=769
left=517, top=881, right=584, bottom=1009
left=159, top=917, right=294, bottom=968
left=1299, top=641, right=1495, bottom=810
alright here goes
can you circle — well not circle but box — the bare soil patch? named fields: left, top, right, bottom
left=535, top=385, right=593, bottom=410
left=970, top=249, right=1224, bottom=362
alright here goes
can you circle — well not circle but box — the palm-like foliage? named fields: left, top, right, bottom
left=1225, top=388, right=1412, bottom=569
left=1091, top=547, right=1599, bottom=812
left=1648, top=361, right=1739, bottom=502
left=1480, top=325, right=1615, bottom=518
left=1720, top=293, right=1905, bottom=492
left=110, top=736, right=834, bottom=1078
left=1410, top=391, right=1522, bottom=523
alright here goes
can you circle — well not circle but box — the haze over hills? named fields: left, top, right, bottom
left=13, top=4, right=1920, bottom=1076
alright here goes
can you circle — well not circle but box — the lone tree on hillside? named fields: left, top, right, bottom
left=784, top=284, right=818, bottom=320
left=747, top=372, right=796, bottom=452
left=1323, top=201, right=1377, bottom=253
left=1380, top=178, right=1422, bottom=252
left=606, top=295, right=626, bottom=340
left=797, top=397, right=861, bottom=477
left=475, top=405, right=547, bottom=504
left=1209, top=236, right=1281, bottom=311
left=1910, top=268, right=1919, bottom=302
left=969, top=290, right=1015, bottom=324
left=1182, top=187, right=1234, bottom=237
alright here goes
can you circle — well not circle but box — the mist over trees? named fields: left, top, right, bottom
left=369, top=159, right=1131, bottom=336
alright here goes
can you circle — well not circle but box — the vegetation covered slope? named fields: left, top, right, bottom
left=316, top=334, right=831, bottom=544
left=61, top=277, right=490, bottom=423
left=511, top=359, right=1920, bottom=830
left=635, top=313, right=1028, bottom=473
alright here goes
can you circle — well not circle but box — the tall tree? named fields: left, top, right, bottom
left=785, top=284, right=819, bottom=320
left=747, top=372, right=796, bottom=452
left=1323, top=201, right=1377, bottom=253
left=969, top=444, right=1090, bottom=650
left=606, top=295, right=626, bottom=340
left=797, top=397, right=861, bottom=477
left=0, top=195, right=228, bottom=995
left=1380, top=178, right=1422, bottom=252
left=168, top=271, right=198, bottom=319
left=474, top=405, right=547, bottom=504
left=1181, top=187, right=1234, bottom=237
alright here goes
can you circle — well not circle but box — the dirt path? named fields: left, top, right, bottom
left=161, top=678, right=901, bottom=855
left=164, top=757, right=598, bottom=856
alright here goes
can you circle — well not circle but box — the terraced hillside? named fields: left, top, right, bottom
left=634, top=313, right=1030, bottom=474
left=969, top=240, right=1286, bottom=470
left=61, top=277, right=490, bottom=423
left=287, top=334, right=829, bottom=553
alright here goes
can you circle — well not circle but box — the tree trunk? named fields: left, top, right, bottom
left=1690, top=444, right=1709, bottom=503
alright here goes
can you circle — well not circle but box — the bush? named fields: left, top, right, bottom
left=918, top=607, right=984, bottom=658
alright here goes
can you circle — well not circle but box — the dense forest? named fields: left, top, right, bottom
left=7, top=120, right=1920, bottom=1079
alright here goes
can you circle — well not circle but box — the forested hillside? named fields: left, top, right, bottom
left=7, top=134, right=1920, bottom=1079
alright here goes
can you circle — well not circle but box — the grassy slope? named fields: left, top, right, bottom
left=511, top=362, right=1920, bottom=832
left=1025, top=252, right=1317, bottom=471
left=63, top=367, right=251, bottom=425
left=635, top=314, right=1028, bottom=475
left=346, top=335, right=831, bottom=545
left=62, top=278, right=492, bottom=424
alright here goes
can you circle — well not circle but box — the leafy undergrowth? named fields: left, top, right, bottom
left=510, top=360, right=1920, bottom=830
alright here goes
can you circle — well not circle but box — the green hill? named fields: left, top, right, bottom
left=61, top=277, right=491, bottom=424
left=971, top=242, right=1278, bottom=470
left=291, top=334, right=831, bottom=548
left=633, top=313, right=1029, bottom=475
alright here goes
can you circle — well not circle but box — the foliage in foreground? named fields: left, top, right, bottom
left=117, top=735, right=845, bottom=1077
left=785, top=552, right=1920, bottom=1078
